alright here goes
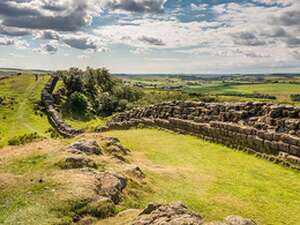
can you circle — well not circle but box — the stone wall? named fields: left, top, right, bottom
left=0, top=75, right=10, bottom=81
left=105, top=101, right=300, bottom=169
left=41, top=74, right=83, bottom=137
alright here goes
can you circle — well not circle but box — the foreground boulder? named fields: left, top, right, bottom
left=102, top=136, right=129, bottom=155
left=132, top=202, right=257, bottom=225
left=132, top=202, right=203, bottom=225
left=224, top=215, right=257, bottom=225
left=69, top=139, right=102, bottom=155
left=205, top=215, right=257, bottom=225
left=125, top=165, right=145, bottom=180
left=95, top=171, right=127, bottom=204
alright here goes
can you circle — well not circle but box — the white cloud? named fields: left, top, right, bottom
left=0, top=37, right=29, bottom=49
left=0, top=0, right=300, bottom=73
left=94, top=19, right=222, bottom=49
left=253, top=0, right=295, bottom=6
left=101, top=0, right=167, bottom=13
left=36, top=43, right=58, bottom=54
left=190, top=3, right=208, bottom=11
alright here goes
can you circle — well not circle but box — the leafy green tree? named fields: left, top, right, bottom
left=59, top=67, right=143, bottom=116
left=68, top=92, right=88, bottom=114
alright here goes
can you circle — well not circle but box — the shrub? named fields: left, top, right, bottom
left=86, top=198, right=116, bottom=218
left=291, top=94, right=300, bottom=102
left=8, top=132, right=43, bottom=146
left=221, top=92, right=276, bottom=100
left=67, top=92, right=89, bottom=114
left=45, top=128, right=60, bottom=138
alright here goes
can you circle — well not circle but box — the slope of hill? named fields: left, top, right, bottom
left=0, top=131, right=299, bottom=225
left=0, top=75, right=51, bottom=147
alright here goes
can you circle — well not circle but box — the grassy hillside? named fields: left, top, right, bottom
left=104, top=128, right=300, bottom=225
left=0, top=74, right=107, bottom=146
left=1, top=130, right=299, bottom=225
left=0, top=75, right=51, bottom=147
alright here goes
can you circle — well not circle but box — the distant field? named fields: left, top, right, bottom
left=124, top=74, right=300, bottom=104
left=0, top=75, right=51, bottom=146
left=186, top=83, right=300, bottom=103
left=105, top=128, right=300, bottom=225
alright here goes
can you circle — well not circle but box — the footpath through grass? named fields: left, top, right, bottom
left=105, top=128, right=300, bottom=225
left=0, top=75, right=51, bottom=147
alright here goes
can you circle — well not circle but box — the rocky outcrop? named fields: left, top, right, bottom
left=101, top=136, right=130, bottom=155
left=41, top=73, right=83, bottom=137
left=132, top=202, right=203, bottom=225
left=132, top=202, right=257, bottom=225
left=125, top=165, right=145, bottom=180
left=57, top=137, right=133, bottom=224
left=105, top=101, right=300, bottom=169
left=95, top=171, right=127, bottom=204
left=69, top=139, right=102, bottom=155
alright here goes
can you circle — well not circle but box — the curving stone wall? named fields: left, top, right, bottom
left=41, top=73, right=83, bottom=137
left=105, top=101, right=300, bottom=170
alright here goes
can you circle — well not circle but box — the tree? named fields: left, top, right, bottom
left=68, top=92, right=88, bottom=114
left=59, top=67, right=142, bottom=116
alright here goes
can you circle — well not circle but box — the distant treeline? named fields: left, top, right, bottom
left=220, top=92, right=276, bottom=100
left=290, top=94, right=300, bottom=102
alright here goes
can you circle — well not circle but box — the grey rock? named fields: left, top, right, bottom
left=96, top=171, right=127, bottom=204
left=58, top=156, right=97, bottom=169
left=132, top=202, right=203, bottom=225
left=70, top=139, right=102, bottom=155
left=225, top=215, right=257, bottom=225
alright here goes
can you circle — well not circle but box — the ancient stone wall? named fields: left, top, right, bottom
left=41, top=74, right=83, bottom=137
left=106, top=101, right=300, bottom=169
left=0, top=75, right=10, bottom=81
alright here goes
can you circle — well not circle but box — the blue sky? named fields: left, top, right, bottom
left=0, top=0, right=299, bottom=74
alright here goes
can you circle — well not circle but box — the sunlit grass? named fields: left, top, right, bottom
left=105, top=128, right=300, bottom=225
left=0, top=75, right=51, bottom=147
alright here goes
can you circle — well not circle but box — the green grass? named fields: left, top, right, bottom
left=0, top=75, right=51, bottom=147
left=1, top=154, right=49, bottom=175
left=220, top=83, right=300, bottom=102
left=64, top=117, right=108, bottom=131
left=185, top=83, right=300, bottom=104
left=105, top=128, right=300, bottom=225
left=0, top=180, right=61, bottom=225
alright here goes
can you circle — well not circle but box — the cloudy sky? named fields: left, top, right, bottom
left=0, top=0, right=299, bottom=74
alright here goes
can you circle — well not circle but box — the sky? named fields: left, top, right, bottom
left=0, top=0, right=299, bottom=74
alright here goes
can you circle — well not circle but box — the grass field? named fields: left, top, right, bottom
left=64, top=117, right=108, bottom=131
left=105, top=128, right=300, bottom=225
left=0, top=128, right=299, bottom=225
left=0, top=75, right=51, bottom=147
left=186, top=83, right=300, bottom=103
